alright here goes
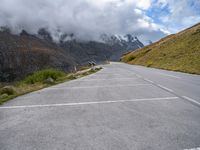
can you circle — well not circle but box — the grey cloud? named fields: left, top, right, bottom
left=155, top=0, right=200, bottom=33
left=0, top=0, right=166, bottom=42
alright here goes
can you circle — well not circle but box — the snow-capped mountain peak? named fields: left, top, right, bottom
left=100, top=34, right=144, bottom=50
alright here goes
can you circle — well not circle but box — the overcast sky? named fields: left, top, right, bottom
left=0, top=0, right=200, bottom=43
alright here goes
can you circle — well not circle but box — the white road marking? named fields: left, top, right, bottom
left=157, top=72, right=181, bottom=79
left=143, top=78, right=155, bottom=84
left=157, top=84, right=174, bottom=92
left=49, top=84, right=151, bottom=89
left=182, top=96, right=200, bottom=107
left=136, top=74, right=142, bottom=78
left=0, top=97, right=179, bottom=109
left=81, top=78, right=139, bottom=81
left=184, top=147, right=200, bottom=150
left=95, top=73, right=126, bottom=76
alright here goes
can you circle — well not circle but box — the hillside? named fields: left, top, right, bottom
left=121, top=23, right=200, bottom=74
left=0, top=28, right=144, bottom=82
left=60, top=35, right=143, bottom=65
left=0, top=29, right=76, bottom=82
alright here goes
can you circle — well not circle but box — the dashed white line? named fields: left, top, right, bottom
left=157, top=84, right=174, bottom=92
left=0, top=97, right=179, bottom=109
left=95, top=73, right=136, bottom=76
left=143, top=78, right=155, bottom=84
left=49, top=84, right=151, bottom=89
left=81, top=78, right=139, bottom=81
left=182, top=96, right=200, bottom=107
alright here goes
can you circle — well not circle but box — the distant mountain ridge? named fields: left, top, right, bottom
left=0, top=27, right=144, bottom=81
left=101, top=34, right=143, bottom=48
left=36, top=28, right=144, bottom=62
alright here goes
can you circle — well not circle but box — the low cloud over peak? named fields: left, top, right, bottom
left=0, top=0, right=199, bottom=43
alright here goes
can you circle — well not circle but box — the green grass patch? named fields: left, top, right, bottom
left=0, top=67, right=102, bottom=105
left=23, top=69, right=66, bottom=84
left=127, top=55, right=136, bottom=62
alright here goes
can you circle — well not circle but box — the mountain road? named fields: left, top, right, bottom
left=0, top=62, right=200, bottom=150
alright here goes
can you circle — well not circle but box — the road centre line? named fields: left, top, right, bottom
left=156, top=84, right=174, bottom=92
left=142, top=77, right=200, bottom=108
left=129, top=74, right=175, bottom=94
left=135, top=75, right=174, bottom=93
left=182, top=96, right=200, bottom=107
left=0, top=97, right=179, bottom=109
left=100, top=69, right=200, bottom=109
left=143, top=78, right=155, bottom=84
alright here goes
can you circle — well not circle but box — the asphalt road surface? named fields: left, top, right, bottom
left=0, top=62, right=200, bottom=150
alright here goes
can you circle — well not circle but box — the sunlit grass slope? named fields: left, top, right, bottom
left=121, top=23, right=200, bottom=74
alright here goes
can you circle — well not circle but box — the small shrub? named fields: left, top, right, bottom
left=67, top=75, right=77, bottom=80
left=88, top=69, right=96, bottom=73
left=79, top=66, right=90, bottom=71
left=0, top=86, right=15, bottom=95
left=146, top=62, right=153, bottom=67
left=0, top=93, right=9, bottom=99
left=127, top=55, right=136, bottom=62
left=81, top=72, right=89, bottom=76
left=95, top=67, right=102, bottom=71
left=23, top=69, right=66, bottom=84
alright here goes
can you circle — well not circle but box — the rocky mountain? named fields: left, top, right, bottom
left=101, top=34, right=144, bottom=49
left=0, top=27, right=144, bottom=81
left=57, top=33, right=144, bottom=63
left=38, top=29, right=144, bottom=62
left=100, top=34, right=144, bottom=60
left=0, top=28, right=76, bottom=82
left=59, top=40, right=112, bottom=65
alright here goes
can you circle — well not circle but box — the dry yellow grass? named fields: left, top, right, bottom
left=121, top=23, right=200, bottom=74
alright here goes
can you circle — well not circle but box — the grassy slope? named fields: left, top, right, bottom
left=121, top=23, right=200, bottom=74
left=0, top=67, right=101, bottom=105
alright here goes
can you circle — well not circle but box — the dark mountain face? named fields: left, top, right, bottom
left=0, top=27, right=144, bottom=82
left=36, top=28, right=144, bottom=63
left=0, top=29, right=75, bottom=82
left=59, top=41, right=112, bottom=65
left=37, top=28, right=53, bottom=42
left=58, top=33, right=144, bottom=63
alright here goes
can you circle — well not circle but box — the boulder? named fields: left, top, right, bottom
left=45, top=77, right=55, bottom=84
